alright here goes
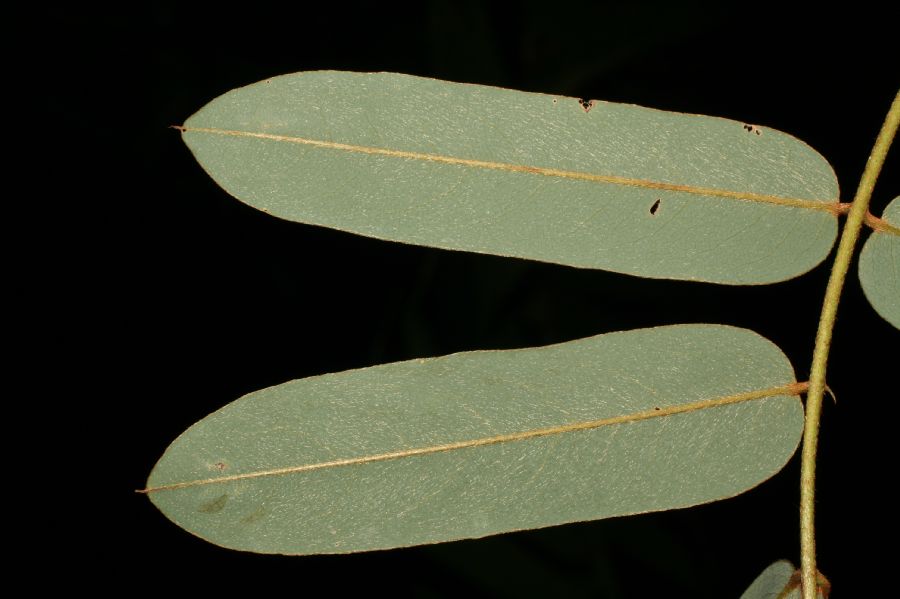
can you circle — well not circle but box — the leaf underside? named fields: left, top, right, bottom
left=181, top=71, right=839, bottom=285
left=858, top=196, right=900, bottom=329
left=147, top=325, right=803, bottom=555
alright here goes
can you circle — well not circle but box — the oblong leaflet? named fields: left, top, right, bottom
left=147, top=325, right=804, bottom=554
left=181, top=71, right=839, bottom=284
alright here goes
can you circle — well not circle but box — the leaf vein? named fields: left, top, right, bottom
left=141, top=382, right=807, bottom=493
left=178, top=127, right=838, bottom=213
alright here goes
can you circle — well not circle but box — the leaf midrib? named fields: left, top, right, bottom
left=142, top=382, right=806, bottom=494
left=180, top=127, right=839, bottom=213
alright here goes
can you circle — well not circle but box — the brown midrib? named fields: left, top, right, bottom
left=140, top=381, right=807, bottom=493
left=177, top=126, right=840, bottom=214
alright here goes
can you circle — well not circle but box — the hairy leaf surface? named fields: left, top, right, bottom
left=181, top=71, right=839, bottom=284
left=146, top=325, right=804, bottom=554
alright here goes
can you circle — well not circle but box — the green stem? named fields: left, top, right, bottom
left=800, top=89, right=900, bottom=599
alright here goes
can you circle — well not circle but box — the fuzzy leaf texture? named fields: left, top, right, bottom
left=180, top=71, right=839, bottom=284
left=146, top=325, right=804, bottom=554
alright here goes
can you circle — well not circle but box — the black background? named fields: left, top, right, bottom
left=54, top=2, right=898, bottom=596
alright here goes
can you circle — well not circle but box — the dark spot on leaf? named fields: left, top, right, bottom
left=650, top=199, right=661, bottom=215
left=199, top=494, right=228, bottom=514
left=743, top=124, right=762, bottom=135
left=213, top=462, right=227, bottom=471
left=654, top=407, right=661, bottom=411
left=579, top=98, right=595, bottom=112
left=241, top=507, right=267, bottom=525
